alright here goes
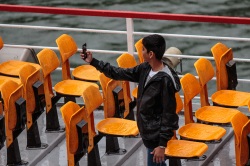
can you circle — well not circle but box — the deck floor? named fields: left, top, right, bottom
left=0, top=102, right=248, bottom=166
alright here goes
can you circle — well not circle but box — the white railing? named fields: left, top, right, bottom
left=1, top=4, right=250, bottom=87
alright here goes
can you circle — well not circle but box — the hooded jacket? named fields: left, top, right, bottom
left=90, top=58, right=180, bottom=149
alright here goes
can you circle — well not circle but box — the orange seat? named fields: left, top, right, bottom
left=99, top=73, right=137, bottom=154
left=179, top=73, right=226, bottom=142
left=85, top=85, right=139, bottom=137
left=61, top=84, right=138, bottom=164
left=1, top=80, right=28, bottom=165
left=210, top=43, right=250, bottom=107
left=211, top=42, right=231, bottom=91
left=19, top=64, right=48, bottom=149
left=0, top=60, right=41, bottom=77
left=55, top=33, right=101, bottom=82
left=37, top=48, right=98, bottom=132
left=165, top=139, right=208, bottom=159
left=99, top=73, right=123, bottom=118
left=116, top=52, right=137, bottom=107
left=194, top=58, right=239, bottom=125
left=164, top=93, right=208, bottom=162
left=231, top=111, right=250, bottom=166
left=60, top=101, right=90, bottom=166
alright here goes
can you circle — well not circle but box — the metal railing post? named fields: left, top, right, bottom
left=126, top=18, right=137, bottom=97
left=126, top=18, right=135, bottom=55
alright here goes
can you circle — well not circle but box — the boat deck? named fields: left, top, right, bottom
left=0, top=100, right=248, bottom=166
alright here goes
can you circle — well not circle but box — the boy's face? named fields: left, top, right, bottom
left=142, top=46, right=153, bottom=62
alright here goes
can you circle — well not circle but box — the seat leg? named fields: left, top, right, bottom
left=126, top=100, right=136, bottom=121
left=64, top=96, right=76, bottom=103
left=46, top=104, right=65, bottom=132
left=88, top=144, right=101, bottom=166
left=169, top=158, right=181, bottom=166
left=26, top=121, right=48, bottom=149
left=105, top=136, right=126, bottom=155
left=0, top=115, right=5, bottom=149
left=7, top=138, right=28, bottom=165
left=33, top=81, right=45, bottom=122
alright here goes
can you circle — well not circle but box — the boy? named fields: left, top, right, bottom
left=81, top=34, right=180, bottom=166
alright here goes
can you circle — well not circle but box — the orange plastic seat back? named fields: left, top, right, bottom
left=175, top=92, right=183, bottom=114
left=82, top=85, right=103, bottom=152
left=99, top=73, right=111, bottom=99
left=217, top=48, right=233, bottom=90
left=56, top=34, right=78, bottom=80
left=116, top=53, right=137, bottom=114
left=211, top=43, right=233, bottom=90
left=116, top=52, right=137, bottom=68
left=37, top=48, right=60, bottom=112
left=211, top=42, right=229, bottom=67
left=1, top=80, right=23, bottom=131
left=135, top=38, right=144, bottom=64
left=60, top=101, right=86, bottom=165
left=19, top=64, right=40, bottom=114
left=231, top=112, right=250, bottom=166
left=106, top=79, right=123, bottom=118
left=180, top=73, right=201, bottom=124
left=0, top=36, right=3, bottom=50
left=194, top=58, right=215, bottom=107
left=172, top=92, right=183, bottom=139
left=60, top=101, right=84, bottom=152
left=99, top=73, right=129, bottom=118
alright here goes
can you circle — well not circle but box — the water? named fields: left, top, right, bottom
left=0, top=0, right=250, bottom=92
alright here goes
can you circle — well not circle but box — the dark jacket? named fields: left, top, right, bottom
left=91, top=58, right=180, bottom=149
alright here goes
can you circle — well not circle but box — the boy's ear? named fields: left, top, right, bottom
left=149, top=51, right=154, bottom=59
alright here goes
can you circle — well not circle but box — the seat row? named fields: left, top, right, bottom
left=1, top=34, right=250, bottom=165
left=0, top=34, right=140, bottom=165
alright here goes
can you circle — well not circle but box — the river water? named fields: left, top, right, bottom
left=0, top=0, right=250, bottom=92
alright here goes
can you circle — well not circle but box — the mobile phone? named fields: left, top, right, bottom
left=82, top=43, right=87, bottom=60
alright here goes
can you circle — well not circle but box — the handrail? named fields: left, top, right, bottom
left=1, top=24, right=250, bottom=42
left=1, top=4, right=250, bottom=24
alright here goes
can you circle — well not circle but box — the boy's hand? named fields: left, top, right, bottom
left=80, top=51, right=93, bottom=63
left=151, top=146, right=166, bottom=163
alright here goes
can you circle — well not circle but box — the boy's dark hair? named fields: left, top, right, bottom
left=142, top=34, right=166, bottom=60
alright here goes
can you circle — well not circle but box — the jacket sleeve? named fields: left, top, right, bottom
left=159, top=76, right=179, bottom=147
left=90, top=58, right=140, bottom=82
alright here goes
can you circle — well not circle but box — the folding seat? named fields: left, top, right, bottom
left=99, top=73, right=136, bottom=154
left=231, top=111, right=250, bottom=166
left=116, top=52, right=137, bottom=110
left=1, top=80, right=27, bottom=165
left=179, top=73, right=226, bottom=142
left=37, top=48, right=98, bottom=132
left=60, top=100, right=99, bottom=166
left=0, top=65, right=44, bottom=150
left=210, top=43, right=250, bottom=107
left=19, top=64, right=48, bottom=149
left=0, top=60, right=41, bottom=78
left=164, top=93, right=209, bottom=164
left=0, top=77, right=21, bottom=150
left=61, top=84, right=138, bottom=165
left=211, top=42, right=232, bottom=91
left=165, top=139, right=208, bottom=165
left=55, top=33, right=101, bottom=82
left=193, top=58, right=239, bottom=125
left=85, top=85, right=139, bottom=152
